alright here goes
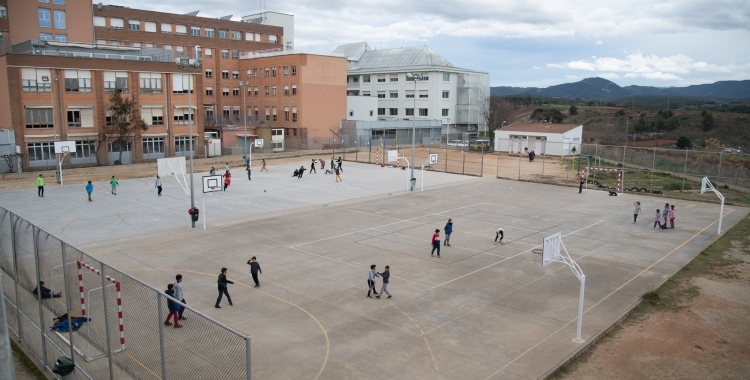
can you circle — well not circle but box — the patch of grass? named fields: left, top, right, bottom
left=663, top=182, right=693, bottom=191
left=11, top=340, right=48, bottom=380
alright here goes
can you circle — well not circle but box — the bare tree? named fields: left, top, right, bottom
left=101, top=91, right=148, bottom=165
left=481, top=96, right=519, bottom=134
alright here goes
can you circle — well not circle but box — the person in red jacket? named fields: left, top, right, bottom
left=431, top=229, right=441, bottom=257
left=223, top=171, right=231, bottom=191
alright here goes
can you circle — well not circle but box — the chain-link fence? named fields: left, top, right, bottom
left=0, top=207, right=251, bottom=380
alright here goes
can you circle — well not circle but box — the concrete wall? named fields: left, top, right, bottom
left=346, top=95, right=378, bottom=121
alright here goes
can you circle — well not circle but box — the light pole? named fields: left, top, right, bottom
left=176, top=57, right=202, bottom=228
left=239, top=81, right=250, bottom=165
left=406, top=72, right=420, bottom=191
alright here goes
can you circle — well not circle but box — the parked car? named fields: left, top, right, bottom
left=447, top=140, right=469, bottom=147
left=469, top=139, right=491, bottom=151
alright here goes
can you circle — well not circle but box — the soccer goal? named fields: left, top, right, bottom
left=583, top=167, right=624, bottom=193
left=74, top=260, right=125, bottom=361
left=701, top=177, right=725, bottom=234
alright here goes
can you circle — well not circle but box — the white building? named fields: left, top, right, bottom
left=335, top=42, right=490, bottom=136
left=241, top=11, right=294, bottom=49
left=494, top=123, right=583, bottom=156
left=346, top=95, right=378, bottom=121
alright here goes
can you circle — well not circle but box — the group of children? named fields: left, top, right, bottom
left=292, top=157, right=343, bottom=181
left=632, top=201, right=677, bottom=229
left=366, top=264, right=392, bottom=299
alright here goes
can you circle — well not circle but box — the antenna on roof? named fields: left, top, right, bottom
left=218, top=15, right=233, bottom=20
left=184, top=11, right=199, bottom=16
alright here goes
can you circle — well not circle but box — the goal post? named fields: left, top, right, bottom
left=584, top=167, right=624, bottom=193
left=701, top=177, right=725, bottom=234
left=74, top=260, right=125, bottom=360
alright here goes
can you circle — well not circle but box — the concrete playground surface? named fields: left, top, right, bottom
left=1, top=161, right=746, bottom=380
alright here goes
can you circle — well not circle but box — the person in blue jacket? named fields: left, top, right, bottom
left=85, top=181, right=94, bottom=202
left=443, top=219, right=453, bottom=247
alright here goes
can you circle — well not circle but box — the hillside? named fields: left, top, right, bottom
left=492, top=77, right=750, bottom=101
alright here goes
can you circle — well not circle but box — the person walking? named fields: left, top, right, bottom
left=174, top=274, right=187, bottom=321
left=367, top=265, right=380, bottom=298
left=36, top=174, right=45, bottom=197
left=336, top=156, right=343, bottom=172
left=334, top=166, right=342, bottom=182
left=110, top=176, right=119, bottom=195
left=246, top=256, right=262, bottom=287
left=164, top=284, right=183, bottom=328
left=443, top=219, right=453, bottom=247
left=246, top=166, right=252, bottom=181
left=320, top=159, right=325, bottom=171
left=662, top=203, right=670, bottom=229
left=431, top=229, right=441, bottom=257
left=633, top=201, right=641, bottom=223
left=260, top=159, right=268, bottom=172
left=224, top=162, right=230, bottom=172
left=223, top=171, right=231, bottom=191
left=310, top=159, right=317, bottom=174
left=669, top=205, right=676, bottom=229
left=210, top=167, right=216, bottom=176
left=215, top=268, right=233, bottom=308
left=375, top=266, right=392, bottom=299
left=155, top=175, right=163, bottom=196
left=86, top=181, right=94, bottom=202
left=494, top=227, right=504, bottom=244
left=578, top=175, right=585, bottom=194
left=298, top=166, right=306, bottom=179
left=653, top=209, right=662, bottom=229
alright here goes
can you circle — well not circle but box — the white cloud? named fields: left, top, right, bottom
left=598, top=72, right=620, bottom=80
left=546, top=53, right=746, bottom=81
left=532, top=66, right=541, bottom=70
left=596, top=40, right=602, bottom=45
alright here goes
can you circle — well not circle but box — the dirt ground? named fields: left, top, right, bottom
left=553, top=215, right=750, bottom=380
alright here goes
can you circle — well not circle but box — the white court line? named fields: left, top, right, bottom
left=289, top=203, right=485, bottom=249
left=433, top=220, right=606, bottom=288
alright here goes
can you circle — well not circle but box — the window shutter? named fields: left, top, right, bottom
left=93, top=16, right=105, bottom=27
left=111, top=18, right=124, bottom=28
left=81, top=109, right=94, bottom=128
left=21, top=68, right=36, bottom=80
left=175, top=25, right=187, bottom=34
left=145, top=22, right=156, bottom=32
left=64, top=69, right=78, bottom=78
left=172, top=74, right=183, bottom=92
left=183, top=74, right=191, bottom=91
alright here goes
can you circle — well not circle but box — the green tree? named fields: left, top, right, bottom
left=702, top=111, right=715, bottom=131
left=569, top=104, right=578, bottom=115
left=100, top=91, right=148, bottom=165
left=676, top=136, right=693, bottom=149
left=531, top=108, right=564, bottom=123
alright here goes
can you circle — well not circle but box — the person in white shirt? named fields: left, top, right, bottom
left=155, top=175, right=162, bottom=196
left=367, top=265, right=380, bottom=298
left=174, top=274, right=187, bottom=320
left=494, top=228, right=504, bottom=244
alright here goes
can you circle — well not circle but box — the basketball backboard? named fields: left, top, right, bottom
left=388, top=150, right=399, bottom=162
left=54, top=141, right=76, bottom=154
left=202, top=175, right=223, bottom=193
left=157, top=157, right=186, bottom=178
left=542, top=232, right=563, bottom=267
left=254, top=139, right=264, bottom=148
left=428, top=153, right=438, bottom=165
left=701, top=177, right=711, bottom=194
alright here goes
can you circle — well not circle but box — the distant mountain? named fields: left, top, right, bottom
left=491, top=77, right=750, bottom=100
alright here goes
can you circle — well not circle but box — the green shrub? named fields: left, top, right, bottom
left=662, top=182, right=693, bottom=191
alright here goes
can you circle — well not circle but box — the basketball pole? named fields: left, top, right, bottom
left=202, top=192, right=206, bottom=231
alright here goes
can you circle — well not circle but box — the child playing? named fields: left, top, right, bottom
left=669, top=205, right=676, bottom=229
left=164, top=284, right=182, bottom=328
left=653, top=209, right=662, bottom=229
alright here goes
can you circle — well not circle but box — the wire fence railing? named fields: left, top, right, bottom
left=0, top=207, right=251, bottom=380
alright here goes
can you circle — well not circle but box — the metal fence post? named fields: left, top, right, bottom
left=60, top=243, right=75, bottom=363
left=541, top=154, right=545, bottom=183
left=444, top=140, right=448, bottom=173
left=0, top=271, right=13, bottom=380
left=462, top=151, right=465, bottom=175
left=101, top=262, right=114, bottom=380
left=480, top=147, right=484, bottom=177
left=517, top=151, right=521, bottom=180
left=10, top=214, right=22, bottom=344
left=682, top=149, right=688, bottom=192
left=246, top=337, right=252, bottom=380
left=495, top=151, right=500, bottom=178
left=32, top=227, right=49, bottom=369
left=651, top=148, right=656, bottom=192
left=718, top=151, right=723, bottom=183
left=157, top=292, right=167, bottom=380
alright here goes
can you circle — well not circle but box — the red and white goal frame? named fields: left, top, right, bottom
left=583, top=167, right=624, bottom=193
left=78, top=260, right=125, bottom=352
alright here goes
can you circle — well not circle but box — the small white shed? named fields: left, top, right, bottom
left=494, top=122, right=583, bottom=156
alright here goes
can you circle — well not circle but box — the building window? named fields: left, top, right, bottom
left=443, top=73, right=450, bottom=81
left=442, top=90, right=449, bottom=99
left=420, top=75, right=429, bottom=81
left=173, top=108, right=194, bottom=125
left=269, top=35, right=277, bottom=44
left=246, top=69, right=252, bottom=79
left=419, top=91, right=429, bottom=98
left=104, top=71, right=128, bottom=92
left=142, top=138, right=165, bottom=154
left=284, top=107, right=290, bottom=122
left=272, top=67, right=277, bottom=77
left=442, top=109, right=449, bottom=117
left=253, top=69, right=258, bottom=78
left=232, top=70, right=239, bottom=79
left=172, top=73, right=194, bottom=94
left=221, top=50, right=229, bottom=59
left=0, top=6, right=6, bottom=18
left=54, top=10, right=66, bottom=29
left=377, top=108, right=385, bottom=116
left=40, top=33, right=53, bottom=41
left=21, top=68, right=52, bottom=92
left=25, top=108, right=54, bottom=128
left=204, top=28, right=214, bottom=38
left=272, top=86, right=277, bottom=96
left=283, top=85, right=289, bottom=96
left=377, top=75, right=386, bottom=83
left=245, top=32, right=253, bottom=41
left=94, top=16, right=106, bottom=27
left=204, top=48, right=212, bottom=57
left=389, top=92, right=398, bottom=99
left=128, top=20, right=140, bottom=30
left=253, top=86, right=258, bottom=96
left=142, top=73, right=167, bottom=94
left=292, top=106, right=297, bottom=122
left=349, top=111, right=353, bottom=117
left=272, top=107, right=277, bottom=121
left=264, top=86, right=269, bottom=96
left=264, top=68, right=269, bottom=78
left=362, top=91, right=370, bottom=96
left=232, top=108, right=240, bottom=121
left=67, top=108, right=93, bottom=128
left=144, top=21, right=156, bottom=32
left=218, top=29, right=228, bottom=39
left=390, top=76, right=398, bottom=82
left=221, top=70, right=229, bottom=79
left=254, top=107, right=259, bottom=120
left=230, top=50, right=238, bottom=59
left=175, top=46, right=184, bottom=56
left=377, top=92, right=385, bottom=99
left=389, top=108, right=398, bottom=116
left=247, top=87, right=252, bottom=96
left=291, top=66, right=297, bottom=76
left=161, top=23, right=171, bottom=33
left=191, top=26, right=200, bottom=36
left=406, top=91, right=414, bottom=99
left=27, top=142, right=55, bottom=162
left=233, top=88, right=240, bottom=96
left=419, top=108, right=428, bottom=116
left=38, top=8, right=51, bottom=28
left=222, top=87, right=229, bottom=96
left=176, top=25, right=187, bottom=35
left=53, top=0, right=65, bottom=4
left=205, top=69, right=212, bottom=78
left=281, top=66, right=288, bottom=76
left=362, top=75, right=370, bottom=83
left=174, top=137, right=196, bottom=152
left=205, top=86, right=213, bottom=96
left=291, top=85, right=297, bottom=95
left=72, top=141, right=95, bottom=159
left=64, top=70, right=92, bottom=92
left=265, top=106, right=270, bottom=121
left=231, top=30, right=241, bottom=40
left=109, top=18, right=124, bottom=30
left=405, top=108, right=414, bottom=116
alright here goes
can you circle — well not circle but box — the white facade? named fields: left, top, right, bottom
left=241, top=11, right=294, bottom=49
left=346, top=96, right=379, bottom=121
left=494, top=124, right=583, bottom=156
left=336, top=43, right=490, bottom=133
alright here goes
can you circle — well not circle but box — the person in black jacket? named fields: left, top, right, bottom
left=33, top=281, right=61, bottom=299
left=246, top=256, right=262, bottom=287
left=215, top=268, right=234, bottom=308
left=375, top=266, right=391, bottom=299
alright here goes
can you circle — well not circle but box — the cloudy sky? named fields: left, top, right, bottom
left=124, top=0, right=750, bottom=88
